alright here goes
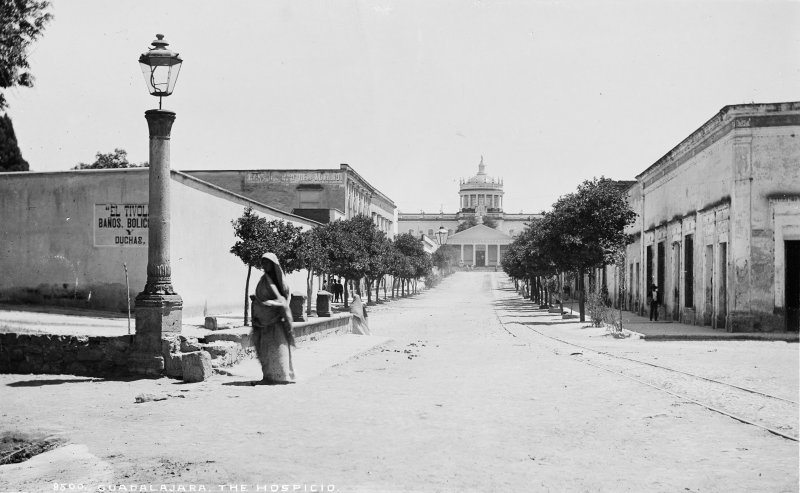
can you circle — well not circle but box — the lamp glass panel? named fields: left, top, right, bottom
left=139, top=61, right=182, bottom=96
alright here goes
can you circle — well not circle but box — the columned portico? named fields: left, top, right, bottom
left=449, top=224, right=512, bottom=268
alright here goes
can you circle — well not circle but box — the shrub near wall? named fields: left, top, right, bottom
left=0, top=333, right=132, bottom=377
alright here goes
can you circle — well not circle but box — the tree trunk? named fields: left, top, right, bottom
left=306, top=269, right=314, bottom=315
left=578, top=268, right=586, bottom=322
left=366, top=278, right=373, bottom=304
left=344, top=278, right=349, bottom=308
left=244, top=265, right=252, bottom=326
left=376, top=276, right=382, bottom=302
left=529, top=277, right=535, bottom=302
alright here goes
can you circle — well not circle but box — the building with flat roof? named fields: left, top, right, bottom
left=185, top=163, right=395, bottom=236
left=600, top=102, right=800, bottom=332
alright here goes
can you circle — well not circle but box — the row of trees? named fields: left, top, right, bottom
left=231, top=208, right=434, bottom=324
left=501, top=177, right=636, bottom=322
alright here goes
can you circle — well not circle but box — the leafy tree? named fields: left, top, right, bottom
left=0, top=114, right=28, bottom=171
left=482, top=215, right=498, bottom=229
left=72, top=148, right=148, bottom=170
left=392, top=232, right=431, bottom=296
left=230, top=207, right=302, bottom=325
left=0, top=0, right=52, bottom=111
left=536, top=177, right=636, bottom=321
left=295, top=226, right=330, bottom=315
left=456, top=216, right=478, bottom=232
left=432, top=245, right=459, bottom=276
left=323, top=215, right=384, bottom=307
left=501, top=220, right=557, bottom=306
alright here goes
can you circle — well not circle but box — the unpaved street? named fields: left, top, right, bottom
left=1, top=272, right=798, bottom=492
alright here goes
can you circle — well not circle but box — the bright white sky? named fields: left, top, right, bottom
left=7, top=0, right=800, bottom=214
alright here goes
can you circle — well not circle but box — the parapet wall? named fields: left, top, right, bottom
left=0, top=333, right=132, bottom=377
left=0, top=313, right=354, bottom=379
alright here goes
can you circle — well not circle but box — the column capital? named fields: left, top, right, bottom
left=145, top=109, right=177, bottom=139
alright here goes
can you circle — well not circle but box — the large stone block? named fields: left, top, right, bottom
left=164, top=352, right=184, bottom=378
left=200, top=341, right=241, bottom=368
left=181, top=351, right=212, bottom=383
left=180, top=336, right=202, bottom=353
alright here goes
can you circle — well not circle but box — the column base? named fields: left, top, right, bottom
left=127, top=352, right=165, bottom=377
left=133, top=293, right=183, bottom=354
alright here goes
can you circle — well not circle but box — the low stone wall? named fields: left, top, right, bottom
left=202, top=313, right=353, bottom=347
left=0, top=313, right=354, bottom=379
left=0, top=333, right=132, bottom=377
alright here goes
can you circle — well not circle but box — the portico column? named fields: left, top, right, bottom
left=460, top=244, right=464, bottom=262
left=485, top=243, right=489, bottom=266
left=131, top=109, right=183, bottom=375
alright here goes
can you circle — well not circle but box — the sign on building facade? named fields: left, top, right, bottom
left=94, top=203, right=148, bottom=247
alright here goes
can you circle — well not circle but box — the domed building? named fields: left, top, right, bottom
left=398, top=157, right=540, bottom=267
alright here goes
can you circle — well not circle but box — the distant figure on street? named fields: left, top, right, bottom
left=350, top=294, right=371, bottom=335
left=334, top=279, right=342, bottom=302
left=321, top=278, right=329, bottom=292
left=251, top=252, right=296, bottom=384
left=649, top=283, right=660, bottom=322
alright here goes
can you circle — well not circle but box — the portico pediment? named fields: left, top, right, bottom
left=447, top=224, right=512, bottom=244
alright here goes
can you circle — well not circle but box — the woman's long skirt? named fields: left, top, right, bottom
left=254, top=323, right=295, bottom=383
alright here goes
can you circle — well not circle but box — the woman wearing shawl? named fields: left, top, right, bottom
left=251, top=252, right=296, bottom=384
left=349, top=294, right=371, bottom=336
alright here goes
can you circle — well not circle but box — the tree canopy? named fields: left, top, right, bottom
left=0, top=0, right=52, bottom=111
left=72, top=148, right=148, bottom=170
left=501, top=177, right=636, bottom=321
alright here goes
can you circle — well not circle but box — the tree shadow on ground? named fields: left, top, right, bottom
left=6, top=375, right=162, bottom=387
left=7, top=377, right=117, bottom=387
left=221, top=380, right=295, bottom=387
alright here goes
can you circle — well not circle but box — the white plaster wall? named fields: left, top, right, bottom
left=169, top=174, right=314, bottom=317
left=641, top=136, right=733, bottom=229
left=0, top=169, right=150, bottom=311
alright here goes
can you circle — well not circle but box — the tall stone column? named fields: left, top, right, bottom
left=130, top=109, right=183, bottom=375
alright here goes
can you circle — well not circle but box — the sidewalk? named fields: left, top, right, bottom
left=558, top=299, right=799, bottom=342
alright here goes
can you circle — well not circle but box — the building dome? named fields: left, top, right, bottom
left=460, top=156, right=503, bottom=190
left=459, top=156, right=504, bottom=213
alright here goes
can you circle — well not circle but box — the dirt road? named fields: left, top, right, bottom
left=1, top=272, right=797, bottom=492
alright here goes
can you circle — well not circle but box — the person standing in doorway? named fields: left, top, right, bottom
left=649, top=283, right=660, bottom=321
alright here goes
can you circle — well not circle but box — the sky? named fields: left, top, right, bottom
left=7, top=0, right=800, bottom=215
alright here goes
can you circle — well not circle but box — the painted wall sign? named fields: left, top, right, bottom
left=245, top=171, right=344, bottom=184
left=94, top=203, right=148, bottom=247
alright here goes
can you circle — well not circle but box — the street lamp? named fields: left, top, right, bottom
left=138, top=34, right=183, bottom=110
left=436, top=226, right=448, bottom=246
left=131, top=34, right=184, bottom=376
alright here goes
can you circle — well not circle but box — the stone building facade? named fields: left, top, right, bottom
left=398, top=158, right=540, bottom=266
left=607, top=102, right=800, bottom=332
left=185, top=163, right=395, bottom=236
